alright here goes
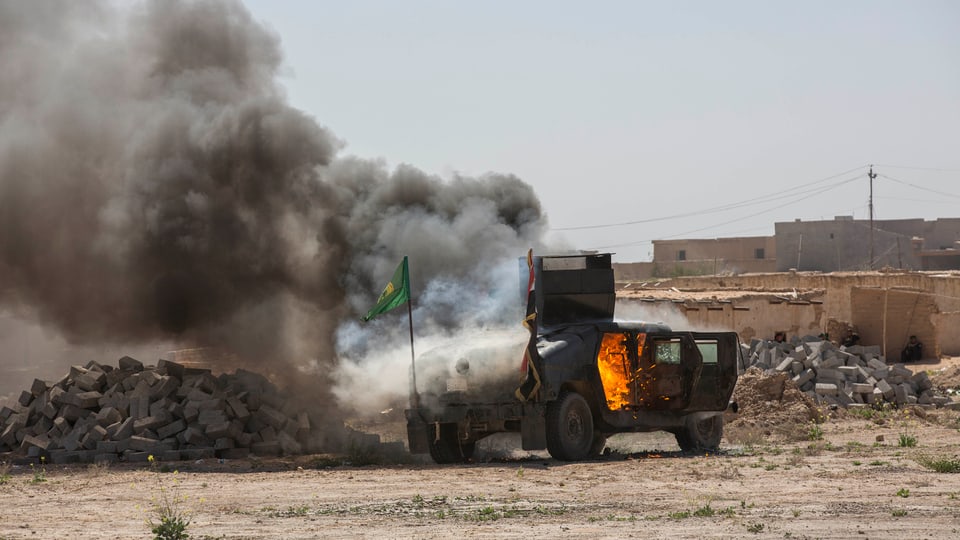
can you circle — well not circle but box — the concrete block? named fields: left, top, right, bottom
left=60, top=404, right=89, bottom=422
left=816, top=368, right=844, bottom=381
left=196, top=399, right=225, bottom=411
left=30, top=379, right=49, bottom=397
left=48, top=385, right=66, bottom=405
left=236, top=431, right=254, bottom=448
left=258, top=405, right=288, bottom=429
left=21, top=434, right=51, bottom=452
left=118, top=356, right=144, bottom=371
left=226, top=397, right=250, bottom=420
left=216, top=447, right=250, bottom=460
left=893, top=384, right=909, bottom=405
left=180, top=448, right=216, bottom=460
left=94, top=453, right=119, bottom=464
left=134, top=416, right=167, bottom=433
left=775, top=357, right=794, bottom=372
left=205, top=422, right=231, bottom=440
left=245, top=390, right=262, bottom=411
left=97, top=440, right=119, bottom=453
left=197, top=409, right=228, bottom=426
left=157, top=359, right=186, bottom=379
left=911, top=372, right=933, bottom=391
left=876, top=379, right=895, bottom=399
left=851, top=383, right=875, bottom=394
left=157, top=419, right=187, bottom=440
left=181, top=427, right=208, bottom=445
left=141, top=369, right=162, bottom=386
left=41, top=401, right=59, bottom=420
left=74, top=391, right=103, bottom=409
left=160, top=450, right=182, bottom=462
left=890, top=364, right=913, bottom=377
left=62, top=428, right=83, bottom=452
left=250, top=440, right=281, bottom=456
left=866, top=357, right=886, bottom=370
left=837, top=366, right=859, bottom=380
left=260, top=426, right=278, bottom=442
left=815, top=383, right=839, bottom=396
left=75, top=372, right=106, bottom=392
left=81, top=425, right=108, bottom=450
left=214, top=437, right=235, bottom=450
left=18, top=390, right=33, bottom=407
left=150, top=376, right=179, bottom=400
left=109, top=417, right=135, bottom=440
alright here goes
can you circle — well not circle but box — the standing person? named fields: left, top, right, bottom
left=901, top=335, right=923, bottom=363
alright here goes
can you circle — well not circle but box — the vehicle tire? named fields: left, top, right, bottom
left=675, top=414, right=723, bottom=453
left=546, top=391, right=595, bottom=461
left=590, top=433, right=608, bottom=457
left=427, top=423, right=473, bottom=464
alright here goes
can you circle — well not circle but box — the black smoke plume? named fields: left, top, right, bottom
left=0, top=0, right=548, bottom=398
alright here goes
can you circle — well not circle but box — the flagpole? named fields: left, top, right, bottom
left=406, top=258, right=420, bottom=409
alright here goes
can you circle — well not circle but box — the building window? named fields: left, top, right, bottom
left=677, top=250, right=686, bottom=261
left=755, top=248, right=765, bottom=260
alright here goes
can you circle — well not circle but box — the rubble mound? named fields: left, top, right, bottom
left=0, top=357, right=359, bottom=464
left=930, top=365, right=960, bottom=393
left=741, top=336, right=956, bottom=410
left=729, top=367, right=821, bottom=429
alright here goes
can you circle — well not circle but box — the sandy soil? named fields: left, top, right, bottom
left=2, top=357, right=959, bottom=539
left=2, top=409, right=960, bottom=540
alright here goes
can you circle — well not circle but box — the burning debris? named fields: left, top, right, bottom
left=0, top=357, right=378, bottom=464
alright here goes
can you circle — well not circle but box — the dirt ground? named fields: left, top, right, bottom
left=2, top=360, right=960, bottom=539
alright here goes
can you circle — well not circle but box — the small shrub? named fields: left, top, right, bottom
left=916, top=455, right=960, bottom=473
left=746, top=522, right=765, bottom=533
left=807, top=423, right=824, bottom=441
left=0, top=461, right=11, bottom=485
left=892, top=509, right=907, bottom=517
left=693, top=504, right=715, bottom=517
left=30, top=458, right=47, bottom=484
left=668, top=510, right=691, bottom=519
left=146, top=455, right=191, bottom=540
left=896, top=488, right=910, bottom=498
left=898, top=434, right=918, bottom=448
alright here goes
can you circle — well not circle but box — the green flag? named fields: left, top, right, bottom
left=362, top=256, right=410, bottom=321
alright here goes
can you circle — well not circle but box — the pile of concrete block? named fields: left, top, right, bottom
left=742, top=336, right=956, bottom=409
left=0, top=357, right=323, bottom=464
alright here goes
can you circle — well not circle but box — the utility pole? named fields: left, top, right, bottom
left=868, top=165, right=876, bottom=269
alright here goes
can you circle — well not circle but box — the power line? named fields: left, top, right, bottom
left=551, top=164, right=870, bottom=231
left=874, top=164, right=960, bottom=173
left=878, top=173, right=960, bottom=200
left=586, top=173, right=864, bottom=250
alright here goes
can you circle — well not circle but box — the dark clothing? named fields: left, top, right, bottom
left=901, top=341, right=923, bottom=362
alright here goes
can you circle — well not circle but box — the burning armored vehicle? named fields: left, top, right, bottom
left=405, top=253, right=740, bottom=463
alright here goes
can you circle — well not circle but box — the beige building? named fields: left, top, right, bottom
left=614, top=236, right=776, bottom=280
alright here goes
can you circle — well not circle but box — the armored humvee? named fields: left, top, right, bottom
left=405, top=253, right=740, bottom=462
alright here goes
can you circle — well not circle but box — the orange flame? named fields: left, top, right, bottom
left=596, top=333, right=646, bottom=410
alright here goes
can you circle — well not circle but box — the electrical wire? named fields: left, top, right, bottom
left=878, top=174, right=960, bottom=200
left=586, top=173, right=865, bottom=250
left=873, top=164, right=960, bottom=173
left=551, top=164, right=870, bottom=231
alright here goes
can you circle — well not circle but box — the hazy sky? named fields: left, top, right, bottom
left=243, top=0, right=959, bottom=262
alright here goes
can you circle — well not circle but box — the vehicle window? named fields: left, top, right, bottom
left=654, top=339, right=681, bottom=364
left=696, top=340, right=718, bottom=364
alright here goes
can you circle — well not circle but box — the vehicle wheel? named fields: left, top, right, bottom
left=590, top=433, right=608, bottom=457
left=675, top=414, right=723, bottom=453
left=546, top=391, right=595, bottom=461
left=427, top=423, right=473, bottom=464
